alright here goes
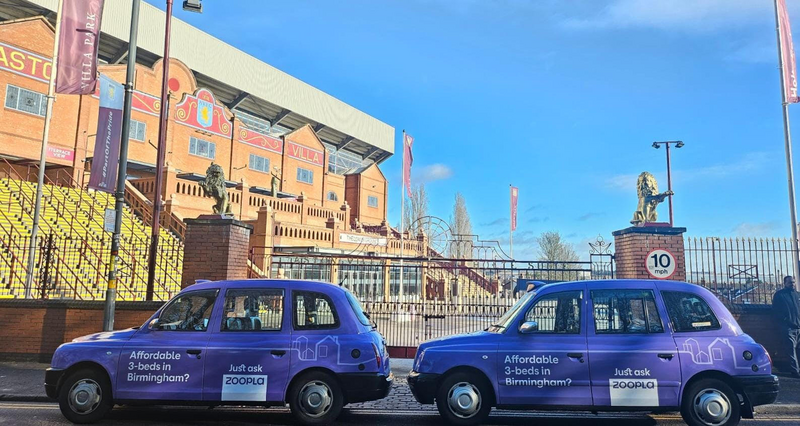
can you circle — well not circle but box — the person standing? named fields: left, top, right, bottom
left=773, top=276, right=800, bottom=378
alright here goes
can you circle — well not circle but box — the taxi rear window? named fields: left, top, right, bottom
left=293, top=291, right=339, bottom=330
left=661, top=291, right=721, bottom=332
left=346, top=291, right=371, bottom=326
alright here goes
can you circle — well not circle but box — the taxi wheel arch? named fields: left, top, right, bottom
left=285, top=367, right=345, bottom=403
left=439, top=366, right=497, bottom=406
left=58, top=362, right=113, bottom=400
left=681, top=371, right=745, bottom=408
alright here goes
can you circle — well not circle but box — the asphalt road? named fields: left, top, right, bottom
left=1, top=402, right=798, bottom=426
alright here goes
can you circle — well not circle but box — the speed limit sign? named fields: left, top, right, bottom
left=645, top=249, right=676, bottom=279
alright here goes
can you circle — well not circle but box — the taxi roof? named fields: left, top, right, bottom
left=182, top=278, right=346, bottom=295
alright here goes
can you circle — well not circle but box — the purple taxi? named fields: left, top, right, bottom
left=44, top=279, right=392, bottom=425
left=408, top=280, right=779, bottom=426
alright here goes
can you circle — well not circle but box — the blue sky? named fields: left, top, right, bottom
left=151, top=0, right=800, bottom=259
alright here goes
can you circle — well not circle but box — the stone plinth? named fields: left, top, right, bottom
left=613, top=226, right=687, bottom=281
left=182, top=215, right=253, bottom=288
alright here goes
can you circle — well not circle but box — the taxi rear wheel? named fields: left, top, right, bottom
left=435, top=372, right=492, bottom=426
left=57, top=368, right=113, bottom=424
left=288, top=371, right=344, bottom=426
left=681, top=378, right=741, bottom=426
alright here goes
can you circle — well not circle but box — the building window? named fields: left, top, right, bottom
left=5, top=85, right=47, bottom=117
left=249, top=153, right=270, bottom=173
left=327, top=191, right=338, bottom=202
left=367, top=195, right=379, bottom=208
left=129, top=119, right=146, bottom=141
left=189, top=136, right=216, bottom=159
left=297, top=167, right=313, bottom=184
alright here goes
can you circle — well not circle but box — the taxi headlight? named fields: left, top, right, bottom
left=415, top=349, right=426, bottom=371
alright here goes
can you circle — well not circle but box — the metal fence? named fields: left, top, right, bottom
left=685, top=237, right=795, bottom=305
left=249, top=250, right=614, bottom=350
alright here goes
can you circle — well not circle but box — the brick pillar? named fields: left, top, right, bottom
left=182, top=215, right=254, bottom=287
left=613, top=226, right=687, bottom=281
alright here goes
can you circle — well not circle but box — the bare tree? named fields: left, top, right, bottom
left=536, top=231, right=579, bottom=280
left=403, top=184, right=428, bottom=235
left=449, top=192, right=473, bottom=258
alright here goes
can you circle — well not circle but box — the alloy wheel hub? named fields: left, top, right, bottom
left=448, top=382, right=481, bottom=418
left=299, top=381, right=332, bottom=417
left=694, top=388, right=731, bottom=426
left=68, top=379, right=101, bottom=414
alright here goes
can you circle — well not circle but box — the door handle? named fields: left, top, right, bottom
left=658, top=353, right=674, bottom=360
left=567, top=353, right=585, bottom=363
left=271, top=350, right=287, bottom=356
left=187, top=349, right=202, bottom=358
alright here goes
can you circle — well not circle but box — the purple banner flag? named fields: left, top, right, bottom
left=88, top=74, right=124, bottom=193
left=55, top=0, right=105, bottom=95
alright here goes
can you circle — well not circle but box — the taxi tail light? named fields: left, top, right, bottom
left=761, top=345, right=772, bottom=364
left=372, top=343, right=382, bottom=369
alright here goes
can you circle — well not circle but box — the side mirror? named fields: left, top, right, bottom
left=519, top=321, right=539, bottom=334
left=148, top=318, right=160, bottom=330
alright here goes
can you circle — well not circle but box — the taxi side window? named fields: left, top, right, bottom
left=157, top=290, right=218, bottom=331
left=662, top=291, right=721, bottom=332
left=293, top=291, right=339, bottom=330
left=524, top=290, right=582, bottom=334
left=592, top=289, right=664, bottom=334
left=221, top=289, right=283, bottom=332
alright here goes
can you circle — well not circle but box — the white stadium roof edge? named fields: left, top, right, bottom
left=2, top=0, right=395, bottom=161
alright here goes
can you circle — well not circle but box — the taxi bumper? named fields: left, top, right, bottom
left=342, top=372, right=393, bottom=403
left=734, top=374, right=779, bottom=407
left=407, top=370, right=440, bottom=404
left=44, top=368, right=65, bottom=399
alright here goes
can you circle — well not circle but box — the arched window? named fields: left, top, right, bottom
left=327, top=191, right=338, bottom=202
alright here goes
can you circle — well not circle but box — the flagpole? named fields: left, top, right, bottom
left=509, top=184, right=514, bottom=259
left=399, top=130, right=405, bottom=303
left=775, top=0, right=800, bottom=280
left=25, top=0, right=65, bottom=297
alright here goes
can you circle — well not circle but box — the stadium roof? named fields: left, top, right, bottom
left=0, top=0, right=394, bottom=163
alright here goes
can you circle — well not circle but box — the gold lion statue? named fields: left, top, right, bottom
left=199, top=162, right=232, bottom=215
left=631, top=171, right=673, bottom=226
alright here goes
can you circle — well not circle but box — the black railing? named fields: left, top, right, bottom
left=685, top=237, right=795, bottom=305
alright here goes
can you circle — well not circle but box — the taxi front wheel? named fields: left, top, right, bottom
left=288, top=371, right=344, bottom=426
left=681, top=378, right=741, bottom=426
left=435, top=372, right=492, bottom=426
left=57, top=368, right=113, bottom=424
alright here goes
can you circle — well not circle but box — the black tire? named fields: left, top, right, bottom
left=435, top=371, right=492, bottom=426
left=288, top=371, right=344, bottom=426
left=681, top=378, right=741, bottom=426
left=57, top=368, right=113, bottom=424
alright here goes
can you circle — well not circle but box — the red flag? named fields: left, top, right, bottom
left=403, top=133, right=414, bottom=197
left=56, top=0, right=105, bottom=95
left=778, top=0, right=799, bottom=103
left=510, top=186, right=518, bottom=231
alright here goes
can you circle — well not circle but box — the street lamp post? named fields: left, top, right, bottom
left=652, top=140, right=684, bottom=226
left=146, top=0, right=203, bottom=300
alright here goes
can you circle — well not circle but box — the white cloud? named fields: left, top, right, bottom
left=604, top=151, right=773, bottom=191
left=414, top=163, right=454, bottom=183
left=562, top=0, right=772, bottom=32
left=732, top=221, right=782, bottom=236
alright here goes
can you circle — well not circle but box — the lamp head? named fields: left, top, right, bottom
left=652, top=142, right=660, bottom=149
left=183, top=0, right=203, bottom=13
left=676, top=141, right=685, bottom=148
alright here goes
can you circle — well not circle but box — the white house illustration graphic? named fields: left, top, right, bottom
left=680, top=338, right=743, bottom=368
left=292, top=335, right=340, bottom=362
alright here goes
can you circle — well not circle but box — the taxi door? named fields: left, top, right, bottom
left=202, top=288, right=292, bottom=403
left=116, top=289, right=218, bottom=401
left=496, top=283, right=593, bottom=406
left=586, top=284, right=682, bottom=409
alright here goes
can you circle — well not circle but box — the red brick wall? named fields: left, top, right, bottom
left=182, top=216, right=253, bottom=288
left=614, top=227, right=687, bottom=281
left=0, top=300, right=163, bottom=362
